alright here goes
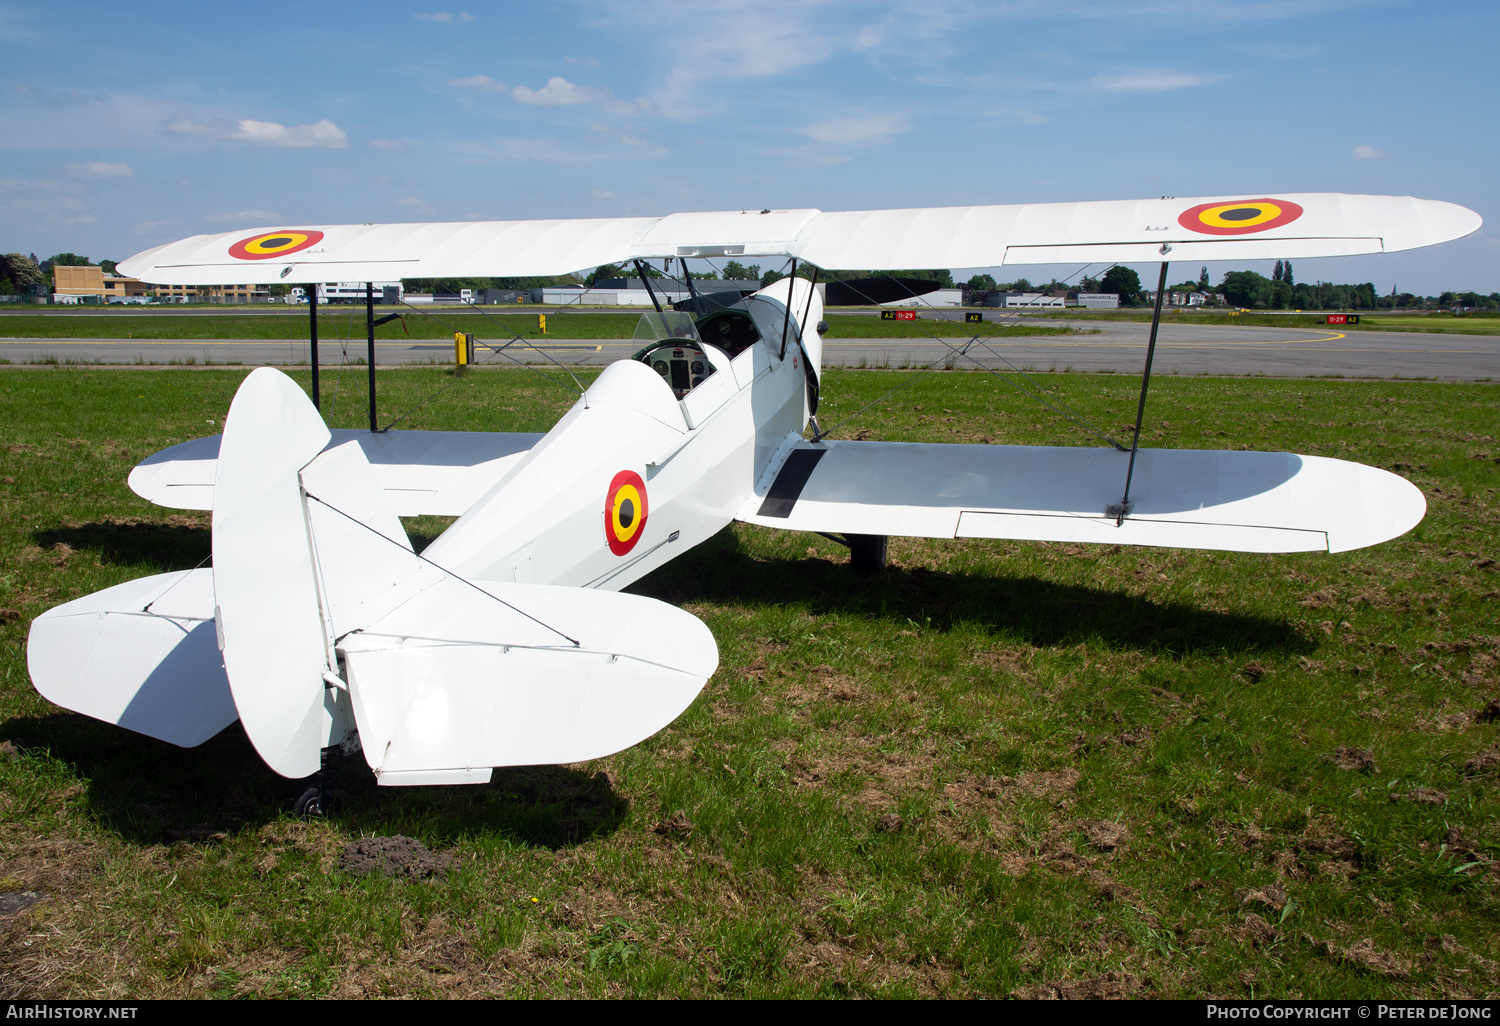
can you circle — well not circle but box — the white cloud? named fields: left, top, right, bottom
left=204, top=210, right=283, bottom=224
left=1089, top=70, right=1222, bottom=92
left=1353, top=144, right=1385, bottom=160
left=414, top=11, right=475, bottom=22
left=67, top=161, right=134, bottom=178
left=394, top=197, right=439, bottom=215
left=449, top=74, right=508, bottom=92
left=512, top=77, right=611, bottom=107
left=164, top=115, right=347, bottom=148
left=798, top=112, right=909, bottom=147
left=565, top=56, right=600, bottom=67
left=232, top=119, right=348, bottom=148
left=370, top=138, right=407, bottom=151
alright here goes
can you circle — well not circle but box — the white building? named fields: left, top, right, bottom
left=314, top=281, right=404, bottom=304
left=879, top=288, right=964, bottom=308
left=985, top=292, right=1066, bottom=309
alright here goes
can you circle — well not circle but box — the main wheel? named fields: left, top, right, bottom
left=847, top=534, right=888, bottom=574
left=294, top=785, right=324, bottom=817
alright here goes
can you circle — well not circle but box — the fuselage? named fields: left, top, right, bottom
left=420, top=277, right=823, bottom=591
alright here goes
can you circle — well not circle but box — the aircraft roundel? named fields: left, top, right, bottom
left=1177, top=199, right=1304, bottom=236
left=605, top=470, right=648, bottom=556
left=228, top=229, right=325, bottom=260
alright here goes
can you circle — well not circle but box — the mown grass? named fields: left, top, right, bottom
left=0, top=366, right=1496, bottom=998
left=1030, top=309, right=1500, bottom=335
left=0, top=310, right=1076, bottom=343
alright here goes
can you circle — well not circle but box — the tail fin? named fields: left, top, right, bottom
left=213, top=368, right=717, bottom=784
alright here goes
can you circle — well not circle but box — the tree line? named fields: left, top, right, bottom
left=7, top=250, right=1495, bottom=312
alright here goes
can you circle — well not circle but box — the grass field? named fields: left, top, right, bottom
left=0, top=309, right=1078, bottom=343
left=0, top=366, right=1496, bottom=998
left=1031, top=309, right=1500, bottom=336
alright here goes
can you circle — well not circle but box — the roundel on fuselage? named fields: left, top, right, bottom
left=605, top=470, right=648, bottom=556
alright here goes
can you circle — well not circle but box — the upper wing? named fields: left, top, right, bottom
left=736, top=439, right=1425, bottom=555
left=118, top=193, right=1480, bottom=283
left=128, top=428, right=544, bottom=517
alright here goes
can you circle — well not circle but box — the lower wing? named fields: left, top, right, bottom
left=737, top=440, right=1424, bottom=554
left=127, top=428, right=545, bottom=517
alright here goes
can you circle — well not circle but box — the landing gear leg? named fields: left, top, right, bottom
left=294, top=747, right=333, bottom=817
left=847, top=534, right=888, bottom=574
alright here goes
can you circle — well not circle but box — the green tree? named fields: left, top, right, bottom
left=99, top=259, right=118, bottom=275
left=1099, top=266, right=1142, bottom=305
left=1283, top=261, right=1294, bottom=288
left=46, top=253, right=91, bottom=268
left=1221, top=270, right=1274, bottom=308
left=585, top=264, right=623, bottom=286
left=2, top=254, right=46, bottom=290
left=964, top=273, right=997, bottom=292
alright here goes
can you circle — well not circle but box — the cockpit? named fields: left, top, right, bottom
left=632, top=309, right=762, bottom=400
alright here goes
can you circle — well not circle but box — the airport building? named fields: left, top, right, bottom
left=983, top=291, right=1067, bottom=309
left=1075, top=292, right=1119, bottom=309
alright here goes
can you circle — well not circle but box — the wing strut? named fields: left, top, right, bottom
left=1109, top=258, right=1170, bottom=525
left=633, top=260, right=663, bottom=313
left=779, top=259, right=799, bottom=359
left=308, top=284, right=320, bottom=410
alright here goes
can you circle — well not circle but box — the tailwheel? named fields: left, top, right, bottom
left=847, top=534, right=888, bottom=574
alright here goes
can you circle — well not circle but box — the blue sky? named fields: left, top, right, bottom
left=2, top=0, right=1495, bottom=294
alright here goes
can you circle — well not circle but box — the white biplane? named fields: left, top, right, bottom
left=25, top=193, right=1480, bottom=798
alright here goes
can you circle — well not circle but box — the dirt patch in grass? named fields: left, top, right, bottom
left=1310, top=935, right=1410, bottom=978
left=339, top=836, right=452, bottom=881
left=1326, top=747, right=1380, bottom=773
left=1012, top=969, right=1148, bottom=999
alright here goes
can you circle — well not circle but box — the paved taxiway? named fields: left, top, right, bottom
left=0, top=320, right=1493, bottom=380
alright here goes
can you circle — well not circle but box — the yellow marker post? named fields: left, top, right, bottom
left=454, top=332, right=469, bottom=366
left=539, top=314, right=547, bottom=335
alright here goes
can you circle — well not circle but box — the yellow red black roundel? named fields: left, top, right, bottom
left=605, top=470, right=648, bottom=556
left=1177, top=199, right=1303, bottom=236
left=228, top=229, right=325, bottom=260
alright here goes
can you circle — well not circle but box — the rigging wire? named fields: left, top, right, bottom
left=303, top=492, right=580, bottom=648
left=372, top=294, right=593, bottom=433
left=811, top=263, right=1127, bottom=450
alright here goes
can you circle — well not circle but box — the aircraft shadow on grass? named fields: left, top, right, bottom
left=1, top=711, right=627, bottom=850
left=634, top=528, right=1315, bottom=658
left=32, top=520, right=1314, bottom=659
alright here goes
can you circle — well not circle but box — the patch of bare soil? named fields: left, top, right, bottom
left=1463, top=749, right=1500, bottom=775
left=785, top=664, right=866, bottom=710
left=1389, top=787, right=1448, bottom=806
left=1326, top=747, right=1379, bottom=773
left=1309, top=935, right=1410, bottom=978
left=1076, top=820, right=1129, bottom=852
left=1011, top=969, right=1148, bottom=999
left=651, top=811, right=693, bottom=839
left=972, top=648, right=1033, bottom=680
left=1086, top=870, right=1135, bottom=902
left=338, top=836, right=452, bottom=881
left=1238, top=913, right=1277, bottom=948
left=1239, top=883, right=1289, bottom=912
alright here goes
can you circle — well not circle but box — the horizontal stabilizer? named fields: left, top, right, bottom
left=129, top=429, right=543, bottom=516
left=26, top=570, right=237, bottom=747
left=343, top=580, right=717, bottom=782
left=738, top=440, right=1425, bottom=554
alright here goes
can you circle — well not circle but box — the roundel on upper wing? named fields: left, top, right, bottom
left=605, top=470, right=648, bottom=556
left=228, top=229, right=325, bottom=260
left=1177, top=199, right=1304, bottom=236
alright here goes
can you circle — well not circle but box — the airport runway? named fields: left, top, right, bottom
left=0, top=321, right=1493, bottom=380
